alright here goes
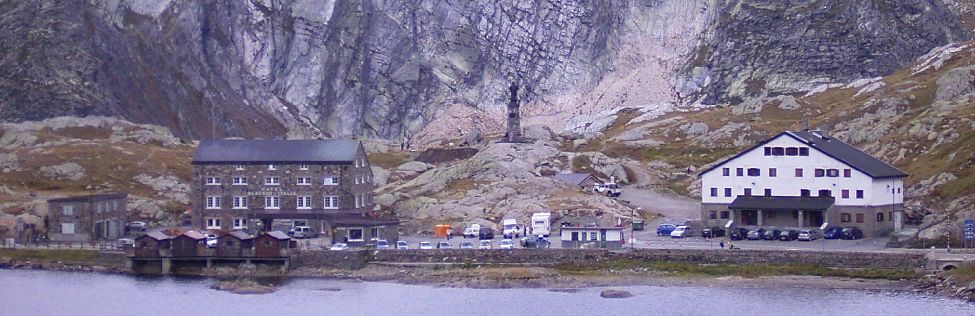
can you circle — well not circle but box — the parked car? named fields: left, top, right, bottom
left=746, top=228, right=766, bottom=240
left=463, top=224, right=480, bottom=238
left=670, top=225, right=691, bottom=238
left=823, top=227, right=844, bottom=239
left=656, top=224, right=677, bottom=236
left=205, top=234, right=218, bottom=248
left=437, top=241, right=452, bottom=249
left=126, top=221, right=147, bottom=232
left=288, top=226, right=318, bottom=238
left=499, top=239, right=514, bottom=249
left=520, top=235, right=550, bottom=248
left=460, top=241, right=475, bottom=249
left=479, top=227, right=495, bottom=240
left=593, top=182, right=621, bottom=197
left=375, top=240, right=390, bottom=249
left=479, top=240, right=493, bottom=249
left=329, top=243, right=349, bottom=251
left=841, top=227, right=864, bottom=240
left=778, top=230, right=799, bottom=241
left=419, top=241, right=434, bottom=250
left=762, top=229, right=782, bottom=240
left=116, top=238, right=135, bottom=248
left=797, top=230, right=820, bottom=241
left=702, top=227, right=725, bottom=238
left=729, top=227, right=749, bottom=241
left=396, top=240, right=410, bottom=249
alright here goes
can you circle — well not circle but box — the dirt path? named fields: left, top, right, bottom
left=620, top=161, right=698, bottom=224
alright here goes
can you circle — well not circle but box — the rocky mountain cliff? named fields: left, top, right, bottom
left=2, top=0, right=966, bottom=142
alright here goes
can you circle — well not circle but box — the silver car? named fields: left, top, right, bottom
left=797, top=230, right=820, bottom=241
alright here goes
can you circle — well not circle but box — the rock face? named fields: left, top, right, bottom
left=40, top=163, right=85, bottom=181
left=684, top=0, right=969, bottom=104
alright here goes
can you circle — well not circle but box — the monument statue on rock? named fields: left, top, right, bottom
left=504, top=82, right=523, bottom=143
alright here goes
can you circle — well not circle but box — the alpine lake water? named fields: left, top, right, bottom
left=1, top=269, right=972, bottom=316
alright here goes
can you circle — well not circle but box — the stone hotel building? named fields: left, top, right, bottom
left=190, top=139, right=397, bottom=246
left=699, top=131, right=907, bottom=237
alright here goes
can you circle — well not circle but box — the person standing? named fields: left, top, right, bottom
left=446, top=228, right=453, bottom=240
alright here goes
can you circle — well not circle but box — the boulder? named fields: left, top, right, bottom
left=935, top=65, right=975, bottom=103
left=133, top=174, right=190, bottom=204
left=211, top=279, right=277, bottom=295
left=0, top=153, right=17, bottom=169
left=40, top=163, right=85, bottom=181
left=523, top=125, right=554, bottom=141
left=0, top=130, right=38, bottom=149
left=600, top=289, right=633, bottom=298
left=371, top=166, right=390, bottom=186
left=676, top=122, right=709, bottom=137
left=397, top=161, right=433, bottom=173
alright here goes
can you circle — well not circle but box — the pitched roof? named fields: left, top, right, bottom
left=223, top=231, right=254, bottom=240
left=191, top=139, right=360, bottom=164
left=139, top=231, right=171, bottom=241
left=264, top=231, right=291, bottom=240
left=179, top=231, right=207, bottom=240
left=553, top=173, right=601, bottom=186
left=729, top=196, right=835, bottom=211
left=699, top=131, right=907, bottom=179
left=48, top=193, right=127, bottom=203
left=787, top=131, right=907, bottom=178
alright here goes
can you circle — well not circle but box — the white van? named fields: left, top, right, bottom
left=289, top=226, right=318, bottom=238
left=502, top=219, right=520, bottom=238
left=531, top=212, right=551, bottom=237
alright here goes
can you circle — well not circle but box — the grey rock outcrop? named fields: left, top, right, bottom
left=133, top=174, right=190, bottom=205
left=40, top=163, right=85, bottom=181
left=935, top=65, right=975, bottom=103
left=600, top=289, right=633, bottom=298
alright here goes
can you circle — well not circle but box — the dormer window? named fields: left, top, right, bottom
left=235, top=165, right=245, bottom=171
left=268, top=164, right=277, bottom=170
left=299, top=164, right=309, bottom=170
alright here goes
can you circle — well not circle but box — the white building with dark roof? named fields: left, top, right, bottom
left=699, top=131, right=907, bottom=236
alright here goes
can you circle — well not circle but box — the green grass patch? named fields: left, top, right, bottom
left=947, top=263, right=975, bottom=284
left=555, top=259, right=917, bottom=280
left=367, top=152, right=411, bottom=169
left=0, top=249, right=101, bottom=262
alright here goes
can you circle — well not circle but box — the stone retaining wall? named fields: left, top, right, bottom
left=295, top=249, right=927, bottom=270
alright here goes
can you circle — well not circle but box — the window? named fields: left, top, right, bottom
left=264, top=177, right=280, bottom=185
left=795, top=168, right=803, bottom=177
left=206, top=218, right=221, bottom=229
left=206, top=177, right=221, bottom=185
left=785, top=147, right=798, bottom=156
left=299, top=164, right=309, bottom=170
left=841, top=190, right=850, bottom=199
left=348, top=228, right=364, bottom=241
left=324, top=176, right=339, bottom=185
left=354, top=176, right=360, bottom=185
left=764, top=189, right=771, bottom=196
left=235, top=165, right=245, bottom=170
left=799, top=147, right=809, bottom=156
left=61, top=223, right=75, bottom=234
left=888, top=211, right=893, bottom=222
left=843, top=169, right=851, bottom=178
left=768, top=168, right=777, bottom=177
left=720, top=211, right=730, bottom=219
left=324, top=196, right=339, bottom=209
left=840, top=213, right=851, bottom=223
left=710, top=188, right=718, bottom=197
left=297, top=177, right=312, bottom=185
left=722, top=168, right=730, bottom=176
left=772, top=147, right=784, bottom=156
left=232, top=177, right=248, bottom=185
left=800, top=189, right=810, bottom=197
left=62, top=205, right=74, bottom=216
left=743, top=188, right=752, bottom=196
left=814, top=168, right=825, bottom=177
left=747, top=168, right=760, bottom=177
left=826, top=169, right=839, bottom=177
left=736, top=168, right=743, bottom=176
left=267, top=164, right=276, bottom=170
left=590, top=232, right=598, bottom=240
left=206, top=196, right=221, bottom=209
left=855, top=190, right=864, bottom=199
left=818, top=189, right=831, bottom=197
left=877, top=213, right=884, bottom=222
left=233, top=218, right=248, bottom=229
left=571, top=232, right=579, bottom=241
left=764, top=147, right=772, bottom=156
left=232, top=196, right=248, bottom=209
left=708, top=211, right=717, bottom=219
left=354, top=194, right=361, bottom=208
left=297, top=196, right=312, bottom=209
left=370, top=227, right=380, bottom=241
left=264, top=196, right=280, bottom=209
left=855, top=213, right=864, bottom=223
left=724, top=188, right=732, bottom=197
